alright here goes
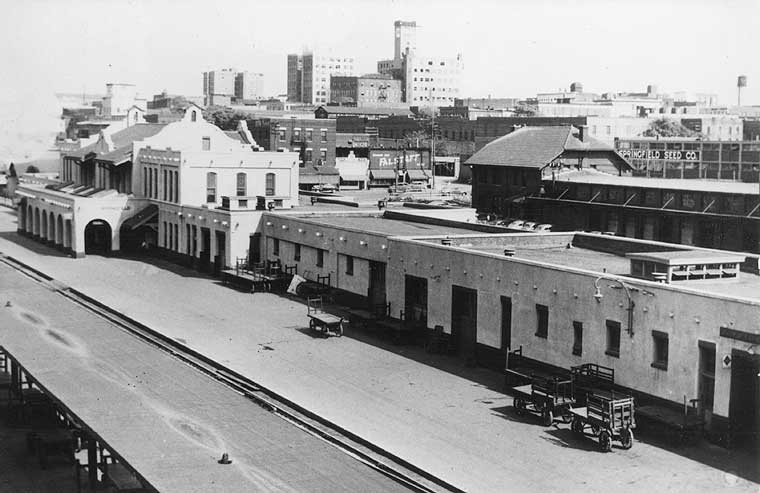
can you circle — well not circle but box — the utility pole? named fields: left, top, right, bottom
left=429, top=87, right=436, bottom=191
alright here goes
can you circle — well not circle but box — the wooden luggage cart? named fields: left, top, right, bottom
left=569, top=392, right=635, bottom=452
left=307, top=297, right=344, bottom=337
left=512, top=374, right=575, bottom=426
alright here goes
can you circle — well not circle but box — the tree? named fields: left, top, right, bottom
left=642, top=118, right=700, bottom=138
left=25, top=165, right=40, bottom=174
left=202, top=105, right=250, bottom=130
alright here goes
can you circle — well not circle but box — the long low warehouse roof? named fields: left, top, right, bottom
left=0, top=262, right=408, bottom=492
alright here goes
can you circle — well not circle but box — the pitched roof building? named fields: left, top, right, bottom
left=467, top=125, right=629, bottom=214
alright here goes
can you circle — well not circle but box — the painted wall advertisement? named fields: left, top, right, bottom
left=369, top=149, right=431, bottom=169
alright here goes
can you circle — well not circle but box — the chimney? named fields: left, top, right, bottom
left=578, top=125, right=588, bottom=142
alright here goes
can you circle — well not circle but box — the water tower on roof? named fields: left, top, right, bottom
left=737, top=75, right=747, bottom=106
left=570, top=82, right=583, bottom=93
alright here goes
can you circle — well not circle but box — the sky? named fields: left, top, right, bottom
left=1, top=0, right=759, bottom=163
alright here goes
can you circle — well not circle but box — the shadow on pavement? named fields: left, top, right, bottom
left=0, top=231, right=69, bottom=258
left=541, top=427, right=607, bottom=453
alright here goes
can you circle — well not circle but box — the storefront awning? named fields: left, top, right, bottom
left=369, top=169, right=397, bottom=180
left=406, top=169, right=429, bottom=181
left=120, top=204, right=158, bottom=231
left=339, top=171, right=367, bottom=182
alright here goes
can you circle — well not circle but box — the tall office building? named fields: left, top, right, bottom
left=286, top=50, right=356, bottom=105
left=287, top=55, right=303, bottom=102
left=394, top=20, right=417, bottom=60
left=234, top=72, right=264, bottom=101
left=377, top=20, right=463, bottom=106
left=202, top=68, right=237, bottom=106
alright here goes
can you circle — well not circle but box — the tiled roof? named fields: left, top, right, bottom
left=299, top=165, right=340, bottom=176
left=465, top=125, right=619, bottom=169
left=64, top=124, right=166, bottom=161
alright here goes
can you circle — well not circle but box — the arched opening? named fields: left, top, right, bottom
left=34, top=208, right=40, bottom=236
left=84, top=219, right=112, bottom=255
left=26, top=205, right=33, bottom=232
left=56, top=215, right=63, bottom=245
left=41, top=211, right=48, bottom=240
left=48, top=211, right=55, bottom=243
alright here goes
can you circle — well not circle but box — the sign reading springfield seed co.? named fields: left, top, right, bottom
left=369, top=149, right=430, bottom=169
left=619, top=149, right=701, bottom=161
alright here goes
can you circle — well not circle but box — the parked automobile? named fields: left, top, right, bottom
left=522, top=222, right=538, bottom=231
left=314, top=184, right=336, bottom=193
left=505, top=220, right=525, bottom=229
left=534, top=223, right=553, bottom=232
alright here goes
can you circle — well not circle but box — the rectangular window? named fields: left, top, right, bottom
left=168, top=170, right=173, bottom=202
left=306, top=129, right=313, bottom=141
left=143, top=168, right=148, bottom=196
left=572, top=321, right=583, bottom=356
left=173, top=224, right=178, bottom=251
left=265, top=173, right=275, bottom=196
left=162, top=169, right=167, bottom=201
left=652, top=330, right=669, bottom=370
left=206, top=172, right=217, bottom=203
left=320, top=129, right=327, bottom=143
left=319, top=149, right=327, bottom=164
left=272, top=238, right=279, bottom=256
left=202, top=137, right=211, bottom=150
left=606, top=320, right=621, bottom=357
left=278, top=129, right=286, bottom=141
left=236, top=173, right=247, bottom=197
left=163, top=221, right=167, bottom=248
left=535, top=304, right=548, bottom=338
left=294, top=243, right=301, bottom=261
left=345, top=255, right=353, bottom=275
left=316, top=249, right=324, bottom=267
left=305, top=149, right=313, bottom=162
left=293, top=128, right=301, bottom=141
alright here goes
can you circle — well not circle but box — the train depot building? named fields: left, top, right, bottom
left=16, top=105, right=299, bottom=271
left=259, top=211, right=760, bottom=448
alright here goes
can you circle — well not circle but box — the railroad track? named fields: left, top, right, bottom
left=0, top=253, right=461, bottom=493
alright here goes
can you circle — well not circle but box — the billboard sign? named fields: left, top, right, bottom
left=618, top=149, right=700, bottom=161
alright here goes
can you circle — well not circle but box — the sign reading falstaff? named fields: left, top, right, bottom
left=619, top=149, right=701, bottom=161
left=369, top=149, right=430, bottom=169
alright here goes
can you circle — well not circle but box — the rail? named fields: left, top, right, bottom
left=0, top=253, right=459, bottom=493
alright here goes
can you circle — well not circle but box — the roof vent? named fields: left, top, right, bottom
left=441, top=238, right=452, bottom=246
left=503, top=247, right=516, bottom=257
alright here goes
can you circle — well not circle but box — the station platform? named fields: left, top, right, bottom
left=0, top=262, right=410, bottom=492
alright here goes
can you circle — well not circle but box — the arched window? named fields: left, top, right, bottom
left=206, top=172, right=217, bottom=203
left=236, top=172, right=247, bottom=196
left=191, top=110, right=197, bottom=122
left=265, top=173, right=275, bottom=196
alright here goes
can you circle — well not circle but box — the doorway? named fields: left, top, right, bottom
left=451, top=285, right=477, bottom=361
left=84, top=220, right=112, bottom=255
left=199, top=227, right=211, bottom=271
left=249, top=233, right=261, bottom=267
left=698, top=341, right=716, bottom=422
left=214, top=231, right=226, bottom=274
left=404, top=275, right=428, bottom=331
left=368, top=261, right=387, bottom=310
left=729, top=349, right=760, bottom=451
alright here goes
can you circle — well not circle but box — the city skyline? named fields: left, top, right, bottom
left=2, top=0, right=759, bottom=104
